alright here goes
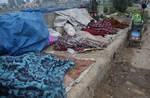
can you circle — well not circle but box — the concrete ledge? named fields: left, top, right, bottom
left=67, top=28, right=129, bottom=98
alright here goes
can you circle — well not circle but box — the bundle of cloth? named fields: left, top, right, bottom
left=0, top=52, right=75, bottom=98
left=109, top=18, right=129, bottom=29
left=83, top=19, right=117, bottom=36
left=53, top=8, right=130, bottom=52
left=54, top=31, right=109, bottom=52
left=53, top=8, right=110, bottom=52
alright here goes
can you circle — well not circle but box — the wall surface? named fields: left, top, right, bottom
left=67, top=28, right=130, bottom=98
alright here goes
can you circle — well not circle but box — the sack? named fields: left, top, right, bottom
left=64, top=23, right=76, bottom=36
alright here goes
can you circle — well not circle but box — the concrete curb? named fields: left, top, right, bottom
left=67, top=28, right=129, bottom=98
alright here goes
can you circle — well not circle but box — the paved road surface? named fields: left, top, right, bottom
left=94, top=22, right=150, bottom=98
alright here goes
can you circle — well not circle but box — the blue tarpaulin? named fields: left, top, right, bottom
left=0, top=12, right=49, bottom=55
left=22, top=7, right=69, bottom=13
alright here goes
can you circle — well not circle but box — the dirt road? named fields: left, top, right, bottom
left=94, top=23, right=150, bottom=98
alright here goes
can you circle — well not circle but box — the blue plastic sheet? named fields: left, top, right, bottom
left=22, top=7, right=68, bottom=13
left=0, top=12, right=49, bottom=55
